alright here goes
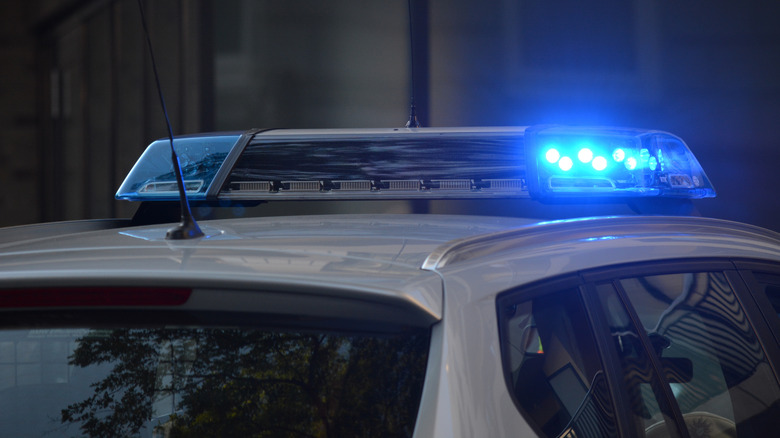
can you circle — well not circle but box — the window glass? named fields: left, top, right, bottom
left=595, top=283, right=677, bottom=436
left=754, top=272, right=780, bottom=318
left=0, top=326, right=428, bottom=438
left=616, top=271, right=780, bottom=436
left=499, top=287, right=618, bottom=438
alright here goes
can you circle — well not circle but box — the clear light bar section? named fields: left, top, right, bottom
left=222, top=132, right=529, bottom=200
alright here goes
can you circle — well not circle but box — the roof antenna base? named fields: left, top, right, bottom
left=165, top=150, right=204, bottom=240
left=166, top=216, right=204, bottom=240
left=406, top=103, right=421, bottom=128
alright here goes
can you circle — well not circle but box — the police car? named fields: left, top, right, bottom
left=0, top=126, right=778, bottom=437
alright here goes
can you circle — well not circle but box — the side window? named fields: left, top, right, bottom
left=753, top=272, right=780, bottom=319
left=594, top=283, right=680, bottom=436
left=499, top=267, right=780, bottom=438
left=498, top=286, right=619, bottom=438
left=735, top=264, right=780, bottom=345
left=601, top=271, right=780, bottom=437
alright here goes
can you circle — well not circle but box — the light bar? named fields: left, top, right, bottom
left=524, top=126, right=715, bottom=199
left=116, top=126, right=715, bottom=203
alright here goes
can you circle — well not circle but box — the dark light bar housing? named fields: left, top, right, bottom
left=116, top=126, right=715, bottom=203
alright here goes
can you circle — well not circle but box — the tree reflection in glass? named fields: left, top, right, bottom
left=60, top=328, right=428, bottom=438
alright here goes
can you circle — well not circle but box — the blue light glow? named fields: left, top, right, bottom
left=640, top=148, right=650, bottom=166
left=578, top=148, right=593, bottom=163
left=545, top=148, right=560, bottom=164
left=649, top=156, right=658, bottom=171
left=592, top=156, right=608, bottom=171
left=559, top=156, right=573, bottom=171
left=525, top=126, right=716, bottom=199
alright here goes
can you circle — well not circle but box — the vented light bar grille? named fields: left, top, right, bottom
left=336, top=180, right=372, bottom=191
left=434, top=180, right=471, bottom=190
left=237, top=181, right=272, bottom=192
left=284, top=181, right=321, bottom=192
left=388, top=180, right=421, bottom=190
left=484, top=179, right=526, bottom=190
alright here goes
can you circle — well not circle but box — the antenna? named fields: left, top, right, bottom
left=136, top=0, right=203, bottom=239
left=405, top=0, right=421, bottom=128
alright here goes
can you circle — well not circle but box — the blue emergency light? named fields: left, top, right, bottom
left=116, top=126, right=715, bottom=202
left=524, top=126, right=715, bottom=199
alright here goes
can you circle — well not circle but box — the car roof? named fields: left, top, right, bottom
left=424, top=215, right=780, bottom=270
left=0, top=214, right=537, bottom=322
left=2, top=213, right=779, bottom=314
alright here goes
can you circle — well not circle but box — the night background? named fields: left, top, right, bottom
left=1, top=0, right=779, bottom=231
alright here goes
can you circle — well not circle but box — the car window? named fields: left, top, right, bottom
left=500, top=267, right=780, bottom=438
left=753, top=272, right=780, bottom=319
left=498, top=286, right=619, bottom=438
left=601, top=271, right=780, bottom=437
left=0, top=323, right=429, bottom=438
left=594, top=283, right=681, bottom=437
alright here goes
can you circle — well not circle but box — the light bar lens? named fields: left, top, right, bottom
left=116, top=134, right=241, bottom=201
left=525, top=126, right=715, bottom=199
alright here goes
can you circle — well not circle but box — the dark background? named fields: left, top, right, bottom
left=1, top=0, right=779, bottom=230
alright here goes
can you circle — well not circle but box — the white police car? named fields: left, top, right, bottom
left=0, top=126, right=778, bottom=437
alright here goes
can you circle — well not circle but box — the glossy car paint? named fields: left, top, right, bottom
left=416, top=216, right=780, bottom=437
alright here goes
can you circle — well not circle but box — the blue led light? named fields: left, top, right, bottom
left=649, top=156, right=658, bottom=171
left=545, top=148, right=560, bottom=164
left=592, top=156, right=608, bottom=171
left=612, top=148, right=625, bottom=162
left=578, top=148, right=593, bottom=163
left=625, top=157, right=637, bottom=170
left=559, top=156, right=573, bottom=171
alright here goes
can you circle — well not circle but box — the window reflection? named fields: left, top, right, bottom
left=611, top=271, right=780, bottom=437
left=500, top=287, right=618, bottom=438
left=0, top=327, right=428, bottom=438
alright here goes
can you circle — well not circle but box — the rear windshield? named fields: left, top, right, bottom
left=0, top=323, right=429, bottom=437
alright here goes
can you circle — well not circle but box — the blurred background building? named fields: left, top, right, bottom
left=1, top=0, right=779, bottom=230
